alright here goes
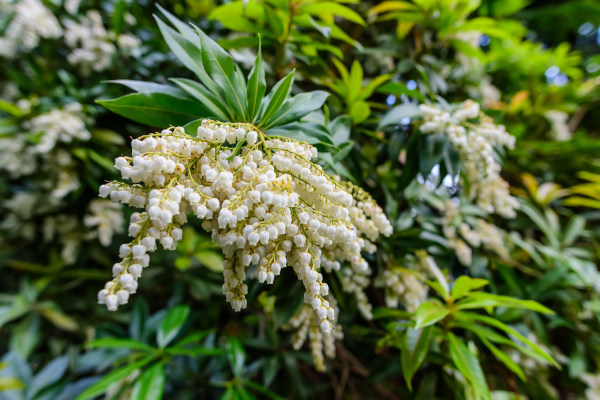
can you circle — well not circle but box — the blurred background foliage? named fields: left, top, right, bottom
left=0, top=0, right=599, bottom=399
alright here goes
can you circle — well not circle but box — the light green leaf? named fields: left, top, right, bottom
left=414, top=301, right=449, bottom=328
left=350, top=101, right=370, bottom=124
left=451, top=276, right=490, bottom=299
left=130, top=362, right=165, bottom=400
left=157, top=305, right=190, bottom=348
left=300, top=2, right=365, bottom=26
left=448, top=334, right=491, bottom=399
left=456, top=292, right=554, bottom=314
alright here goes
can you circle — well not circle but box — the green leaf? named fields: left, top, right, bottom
left=263, top=91, right=329, bottom=129
left=259, top=70, right=295, bottom=127
left=414, top=301, right=449, bottom=328
left=157, top=305, right=190, bottom=348
left=130, top=362, right=165, bottom=400
left=75, top=356, right=156, bottom=400
left=448, top=333, right=491, bottom=399
left=164, top=347, right=224, bottom=357
left=350, top=101, right=370, bottom=124
left=195, top=26, right=247, bottom=120
left=300, top=2, right=365, bottom=25
left=458, top=312, right=559, bottom=368
left=170, top=78, right=231, bottom=121
left=456, top=292, right=554, bottom=314
left=0, top=377, right=24, bottom=390
left=451, top=276, right=490, bottom=299
left=227, top=337, right=246, bottom=378
left=40, top=303, right=78, bottom=332
left=401, top=326, right=433, bottom=391
left=28, top=356, right=69, bottom=398
left=247, top=36, right=266, bottom=122
left=97, top=93, right=207, bottom=128
left=86, top=338, right=155, bottom=352
left=378, top=103, right=421, bottom=129
left=378, top=81, right=426, bottom=102
left=106, top=80, right=186, bottom=97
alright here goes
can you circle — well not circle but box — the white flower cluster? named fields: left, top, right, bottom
left=375, top=254, right=430, bottom=312
left=29, top=102, right=91, bottom=154
left=440, top=198, right=510, bottom=266
left=283, top=299, right=343, bottom=371
left=545, top=110, right=571, bottom=141
left=0, top=102, right=109, bottom=263
left=0, top=0, right=62, bottom=58
left=419, top=100, right=518, bottom=218
left=84, top=200, right=124, bottom=247
left=63, top=11, right=116, bottom=75
left=97, top=122, right=392, bottom=335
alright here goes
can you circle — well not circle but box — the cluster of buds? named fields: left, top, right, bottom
left=419, top=100, right=518, bottom=218
left=97, top=121, right=392, bottom=335
left=440, top=198, right=511, bottom=266
left=283, top=299, right=343, bottom=371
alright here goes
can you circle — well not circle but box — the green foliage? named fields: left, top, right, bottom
left=1, top=0, right=600, bottom=399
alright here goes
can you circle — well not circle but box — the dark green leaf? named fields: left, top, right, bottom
left=170, top=78, right=231, bottom=120
left=196, top=26, right=247, bottom=120
left=75, top=356, right=156, bottom=400
left=259, top=70, right=295, bottom=127
left=86, top=338, right=155, bottom=352
left=97, top=93, right=207, bottom=127
left=263, top=91, right=329, bottom=129
left=401, top=326, right=432, bottom=391
left=247, top=36, right=266, bottom=122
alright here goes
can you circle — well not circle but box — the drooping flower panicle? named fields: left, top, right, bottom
left=98, top=121, right=392, bottom=335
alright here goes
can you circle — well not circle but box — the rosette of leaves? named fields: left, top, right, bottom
left=98, top=7, right=350, bottom=163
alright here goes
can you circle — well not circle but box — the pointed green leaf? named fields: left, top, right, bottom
left=247, top=36, right=266, bottom=122
left=401, top=326, right=433, bottom=391
left=97, top=93, right=208, bottom=127
left=448, top=334, right=491, bottom=399
left=259, top=70, right=295, bottom=127
left=300, top=2, right=365, bottom=26
left=195, top=26, right=247, bottom=120
left=263, top=90, right=329, bottom=129
left=479, top=337, right=526, bottom=381
left=130, top=362, right=165, bottom=400
left=157, top=305, right=190, bottom=348
left=106, top=80, right=186, bottom=98
left=451, top=276, right=489, bottom=299
left=154, top=17, right=222, bottom=96
left=414, top=301, right=449, bottom=329
left=75, top=356, right=156, bottom=400
left=170, top=78, right=231, bottom=120
left=86, top=338, right=155, bottom=352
